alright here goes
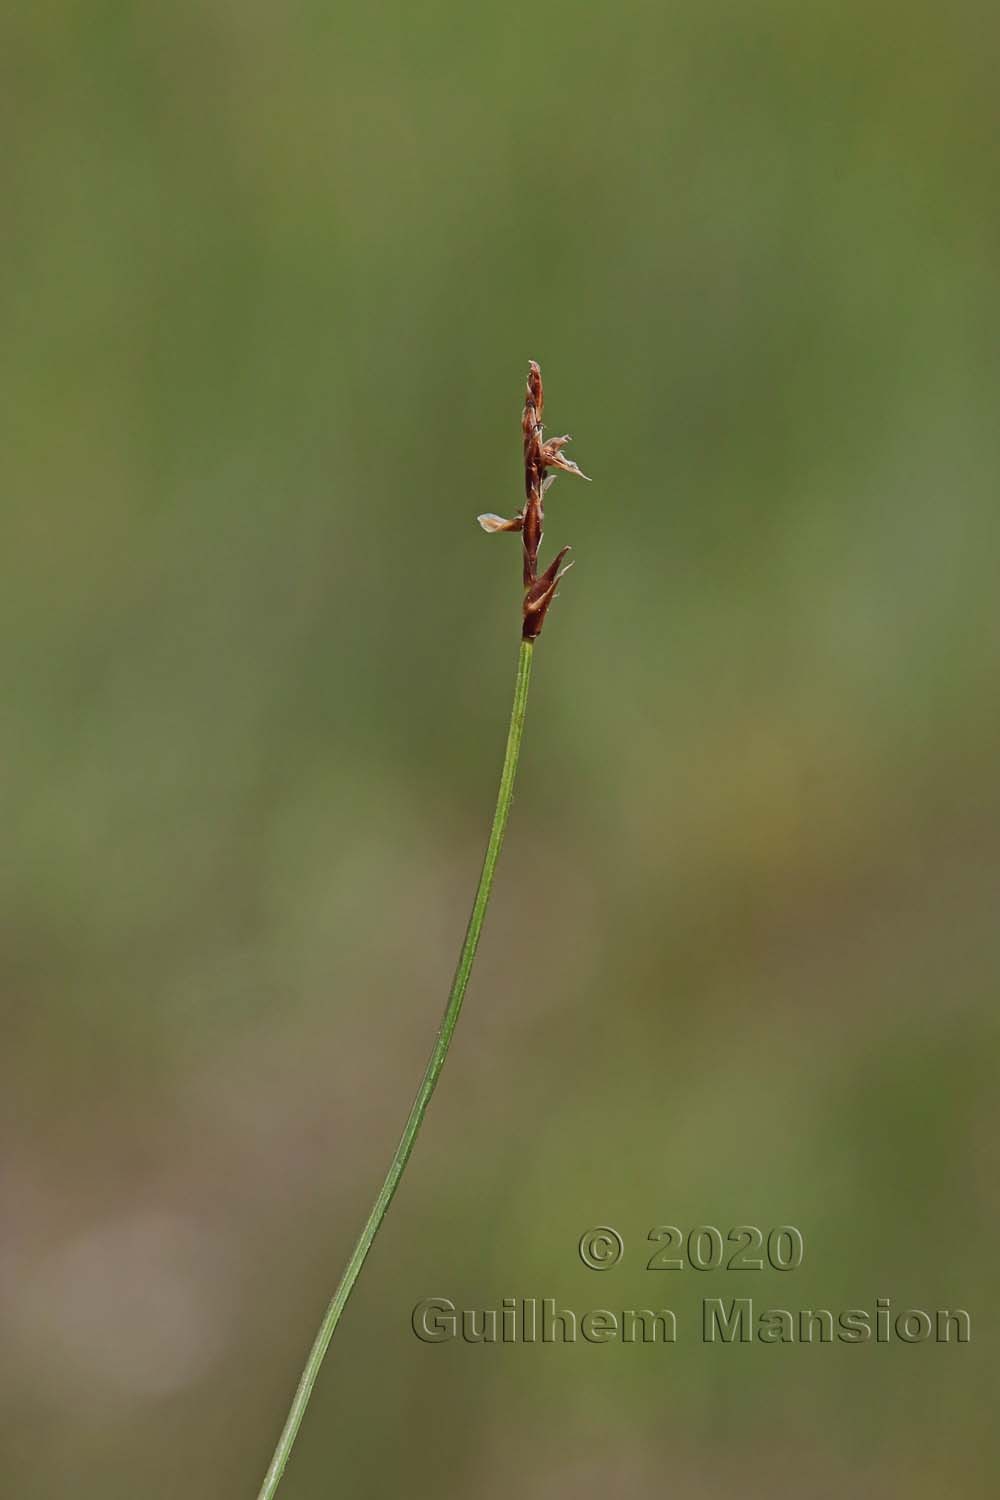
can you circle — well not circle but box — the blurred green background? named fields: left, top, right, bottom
left=3, top=2, right=998, bottom=1495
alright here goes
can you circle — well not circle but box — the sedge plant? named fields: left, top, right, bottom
left=255, top=362, right=587, bottom=1499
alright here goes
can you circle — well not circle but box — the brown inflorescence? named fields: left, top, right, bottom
left=477, top=361, right=588, bottom=639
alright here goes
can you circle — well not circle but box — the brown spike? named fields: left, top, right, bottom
left=477, top=361, right=587, bottom=640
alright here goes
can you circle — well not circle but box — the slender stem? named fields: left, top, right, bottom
left=256, top=638, right=535, bottom=1500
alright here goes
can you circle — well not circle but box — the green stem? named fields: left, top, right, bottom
left=256, top=638, right=535, bottom=1500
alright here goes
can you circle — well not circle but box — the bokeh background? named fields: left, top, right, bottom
left=3, top=2, right=999, bottom=1495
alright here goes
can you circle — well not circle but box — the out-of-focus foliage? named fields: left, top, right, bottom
left=2, top=2, right=998, bottom=1495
